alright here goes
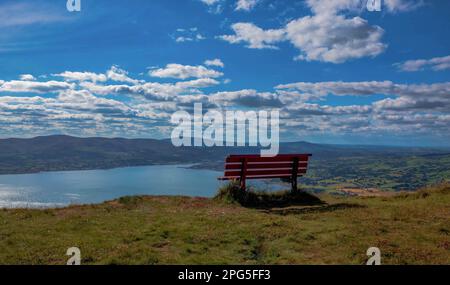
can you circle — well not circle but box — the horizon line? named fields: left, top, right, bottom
left=0, top=134, right=449, bottom=149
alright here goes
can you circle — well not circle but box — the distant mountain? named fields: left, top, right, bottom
left=0, top=135, right=448, bottom=175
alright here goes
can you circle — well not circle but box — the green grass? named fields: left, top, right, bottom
left=0, top=184, right=449, bottom=265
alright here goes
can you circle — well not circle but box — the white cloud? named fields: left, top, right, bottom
left=54, top=66, right=140, bottom=84
left=285, top=103, right=371, bottom=116
left=286, top=14, right=386, bottom=63
left=219, top=23, right=286, bottom=49
left=107, top=65, right=141, bottom=84
left=0, top=80, right=74, bottom=93
left=150, top=63, right=224, bottom=79
left=220, top=0, right=389, bottom=63
left=305, top=0, right=423, bottom=14
left=80, top=78, right=218, bottom=102
left=175, top=36, right=194, bottom=43
left=199, top=0, right=224, bottom=14
left=53, top=89, right=133, bottom=116
left=210, top=89, right=283, bottom=107
left=202, top=0, right=261, bottom=12
left=54, top=71, right=107, bottom=82
left=175, top=78, right=220, bottom=89
left=275, top=80, right=450, bottom=135
left=384, top=0, right=424, bottom=12
left=204, top=59, right=225, bottom=68
left=276, top=81, right=450, bottom=100
left=80, top=82, right=179, bottom=101
left=1, top=62, right=449, bottom=141
left=373, top=96, right=450, bottom=112
left=236, top=0, right=260, bottom=11
left=19, top=74, right=36, bottom=81
left=395, top=55, right=450, bottom=72
left=200, top=0, right=220, bottom=5
left=173, top=27, right=206, bottom=43
left=175, top=34, right=205, bottom=42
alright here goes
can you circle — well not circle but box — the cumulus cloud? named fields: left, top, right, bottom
left=220, top=0, right=389, bottom=63
left=54, top=66, right=141, bottom=84
left=210, top=89, right=283, bottom=107
left=107, top=65, right=141, bottom=84
left=198, top=0, right=224, bottom=14
left=150, top=63, right=224, bottom=79
left=199, top=0, right=220, bottom=5
left=80, top=82, right=179, bottom=101
left=286, top=14, right=386, bottom=63
left=384, top=0, right=424, bottom=12
left=305, top=0, right=363, bottom=14
left=236, top=0, right=260, bottom=11
left=0, top=80, right=74, bottom=93
left=218, top=23, right=286, bottom=49
left=276, top=81, right=450, bottom=100
left=19, top=74, right=36, bottom=81
left=0, top=63, right=221, bottom=137
left=204, top=59, right=225, bottom=68
left=273, top=79, right=450, bottom=139
left=395, top=55, right=450, bottom=72
left=54, top=71, right=107, bottom=82
left=201, top=0, right=262, bottom=13
left=175, top=78, right=220, bottom=89
left=1, top=62, right=449, bottom=141
left=80, top=77, right=219, bottom=102
left=53, top=89, right=134, bottom=116
left=305, top=0, right=423, bottom=14
left=373, top=96, right=450, bottom=112
left=285, top=103, right=371, bottom=116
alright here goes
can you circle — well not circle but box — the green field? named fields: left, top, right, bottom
left=0, top=184, right=448, bottom=265
left=302, top=154, right=450, bottom=193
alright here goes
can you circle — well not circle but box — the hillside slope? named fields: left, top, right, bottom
left=0, top=184, right=448, bottom=265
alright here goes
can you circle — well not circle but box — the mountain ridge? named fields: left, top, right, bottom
left=0, top=135, right=448, bottom=175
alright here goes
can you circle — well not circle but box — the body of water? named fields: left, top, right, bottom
left=0, top=165, right=222, bottom=208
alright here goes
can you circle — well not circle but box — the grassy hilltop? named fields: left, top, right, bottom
left=0, top=184, right=449, bottom=265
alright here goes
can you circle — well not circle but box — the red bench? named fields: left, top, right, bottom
left=218, top=154, right=312, bottom=191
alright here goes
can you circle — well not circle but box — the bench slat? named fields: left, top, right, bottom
left=227, top=154, right=312, bottom=159
left=226, top=154, right=311, bottom=163
left=224, top=168, right=307, bottom=177
left=219, top=174, right=304, bottom=180
left=225, top=162, right=308, bottom=170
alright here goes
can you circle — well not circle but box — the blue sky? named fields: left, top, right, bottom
left=0, top=0, right=449, bottom=146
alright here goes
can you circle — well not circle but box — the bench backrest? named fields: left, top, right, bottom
left=222, top=154, right=312, bottom=180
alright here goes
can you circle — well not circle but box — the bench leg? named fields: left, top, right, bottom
left=240, top=178, right=246, bottom=191
left=291, top=178, right=298, bottom=192
left=291, top=158, right=299, bottom=192
left=240, top=158, right=248, bottom=191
